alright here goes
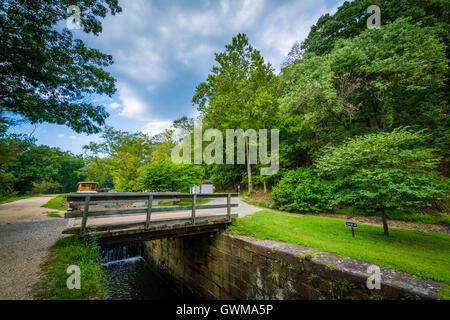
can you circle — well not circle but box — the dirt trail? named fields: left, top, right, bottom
left=0, top=195, right=68, bottom=299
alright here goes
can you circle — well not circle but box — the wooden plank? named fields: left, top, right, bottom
left=67, top=192, right=239, bottom=202
left=227, top=193, right=231, bottom=221
left=145, top=194, right=153, bottom=230
left=62, top=213, right=238, bottom=235
left=191, top=194, right=196, bottom=225
left=64, top=203, right=238, bottom=218
left=80, top=196, right=90, bottom=235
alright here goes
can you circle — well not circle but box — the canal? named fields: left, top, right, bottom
left=101, top=242, right=200, bottom=300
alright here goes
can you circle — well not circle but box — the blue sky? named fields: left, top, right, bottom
left=10, top=0, right=346, bottom=154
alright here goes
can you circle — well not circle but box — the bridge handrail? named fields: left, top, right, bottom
left=67, top=192, right=239, bottom=202
left=65, top=192, right=239, bottom=236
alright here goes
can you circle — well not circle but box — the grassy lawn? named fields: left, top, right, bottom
left=33, top=236, right=107, bottom=300
left=245, top=198, right=450, bottom=227
left=230, top=210, right=450, bottom=285
left=334, top=206, right=450, bottom=226
left=154, top=198, right=212, bottom=207
left=44, top=211, right=62, bottom=218
left=41, top=194, right=68, bottom=211
left=177, top=198, right=212, bottom=206
left=0, top=194, right=44, bottom=205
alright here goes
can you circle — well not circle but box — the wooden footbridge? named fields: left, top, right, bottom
left=63, top=192, right=239, bottom=245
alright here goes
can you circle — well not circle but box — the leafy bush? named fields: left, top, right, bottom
left=31, top=180, right=61, bottom=194
left=271, top=167, right=336, bottom=212
left=316, top=127, right=449, bottom=235
left=138, top=160, right=203, bottom=192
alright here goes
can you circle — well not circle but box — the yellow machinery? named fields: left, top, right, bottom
left=76, top=182, right=98, bottom=193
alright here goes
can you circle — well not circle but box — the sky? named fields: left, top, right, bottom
left=10, top=0, right=346, bottom=154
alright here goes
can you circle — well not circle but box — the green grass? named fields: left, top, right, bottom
left=33, top=235, right=108, bottom=300
left=176, top=198, right=212, bottom=206
left=243, top=199, right=268, bottom=208
left=0, top=194, right=44, bottom=205
left=334, top=206, right=450, bottom=226
left=230, top=210, right=450, bottom=285
left=44, top=211, right=62, bottom=218
left=41, top=194, right=68, bottom=211
left=153, top=198, right=212, bottom=207
left=436, top=286, right=450, bottom=300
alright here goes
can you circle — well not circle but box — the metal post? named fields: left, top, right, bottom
left=191, top=194, right=197, bottom=225
left=80, top=195, right=90, bottom=235
left=227, top=193, right=231, bottom=221
left=145, top=194, right=153, bottom=230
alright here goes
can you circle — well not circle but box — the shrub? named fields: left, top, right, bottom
left=316, top=127, right=449, bottom=235
left=271, top=167, right=336, bottom=212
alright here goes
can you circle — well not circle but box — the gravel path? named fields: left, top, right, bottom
left=0, top=195, right=68, bottom=300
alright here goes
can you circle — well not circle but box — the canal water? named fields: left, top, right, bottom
left=101, top=242, right=198, bottom=300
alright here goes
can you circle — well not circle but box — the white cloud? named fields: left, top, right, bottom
left=116, top=83, right=152, bottom=120
left=69, top=135, right=77, bottom=140
left=57, top=134, right=65, bottom=138
left=142, top=120, right=174, bottom=137
left=108, top=102, right=121, bottom=110
left=78, top=0, right=346, bottom=124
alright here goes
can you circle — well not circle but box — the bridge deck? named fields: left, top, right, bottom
left=62, top=192, right=239, bottom=245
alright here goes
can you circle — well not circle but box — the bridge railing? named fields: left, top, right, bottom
left=65, top=192, right=239, bottom=235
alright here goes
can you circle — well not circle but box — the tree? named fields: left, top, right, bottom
left=0, top=0, right=121, bottom=133
left=316, top=127, right=449, bottom=235
left=193, top=34, right=279, bottom=195
left=150, top=129, right=177, bottom=162
left=138, top=160, right=202, bottom=192
left=77, top=156, right=113, bottom=188
left=298, top=0, right=449, bottom=58
left=83, top=126, right=153, bottom=191
left=57, top=153, right=85, bottom=192
left=279, top=18, right=448, bottom=159
left=209, top=164, right=245, bottom=192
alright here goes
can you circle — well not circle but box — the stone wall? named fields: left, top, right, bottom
left=143, top=230, right=445, bottom=300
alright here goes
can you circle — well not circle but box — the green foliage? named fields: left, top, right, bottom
left=83, top=126, right=154, bottom=191
left=44, top=211, right=62, bottom=218
left=137, top=160, right=202, bottom=192
left=281, top=19, right=448, bottom=158
left=298, top=0, right=449, bottom=57
left=316, top=128, right=449, bottom=215
left=0, top=133, right=86, bottom=196
left=33, top=236, right=108, bottom=300
left=41, top=194, right=68, bottom=211
left=0, top=0, right=122, bottom=133
left=230, top=210, right=450, bottom=284
left=209, top=164, right=246, bottom=191
left=271, top=167, right=337, bottom=212
left=192, top=33, right=279, bottom=193
left=436, top=286, right=450, bottom=300
left=0, top=193, right=43, bottom=205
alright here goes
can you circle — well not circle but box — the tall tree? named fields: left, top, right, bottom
left=0, top=0, right=121, bottom=133
left=316, top=128, right=449, bottom=235
left=83, top=126, right=153, bottom=191
left=193, top=33, right=279, bottom=195
left=298, top=0, right=449, bottom=58
left=280, top=19, right=448, bottom=159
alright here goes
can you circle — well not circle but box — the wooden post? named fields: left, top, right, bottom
left=191, top=194, right=197, bottom=225
left=145, top=194, right=153, bottom=230
left=80, top=195, right=90, bottom=235
left=227, top=193, right=231, bottom=221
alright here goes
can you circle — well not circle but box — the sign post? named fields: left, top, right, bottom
left=345, top=221, right=358, bottom=238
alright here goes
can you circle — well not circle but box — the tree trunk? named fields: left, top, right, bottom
left=380, top=205, right=389, bottom=236
left=246, top=136, right=253, bottom=197
left=263, top=181, right=267, bottom=194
